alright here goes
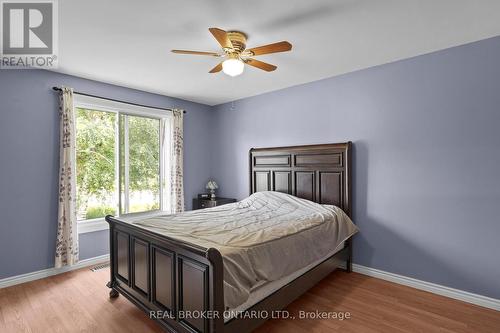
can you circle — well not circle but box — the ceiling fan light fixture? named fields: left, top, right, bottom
left=172, top=28, right=292, bottom=76
left=222, top=58, right=244, bottom=77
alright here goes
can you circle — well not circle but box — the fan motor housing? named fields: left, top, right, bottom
left=226, top=31, right=247, bottom=54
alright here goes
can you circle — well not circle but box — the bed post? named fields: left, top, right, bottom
left=345, top=141, right=353, bottom=273
left=345, top=240, right=353, bottom=272
left=346, top=141, right=353, bottom=272
left=106, top=216, right=119, bottom=297
left=206, top=248, right=225, bottom=332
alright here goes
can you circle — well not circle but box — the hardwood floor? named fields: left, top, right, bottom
left=0, top=267, right=498, bottom=333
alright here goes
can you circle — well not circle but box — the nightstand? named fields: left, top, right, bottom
left=192, top=197, right=236, bottom=210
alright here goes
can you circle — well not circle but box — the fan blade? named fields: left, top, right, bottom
left=209, top=62, right=223, bottom=73
left=209, top=28, right=233, bottom=49
left=247, top=41, right=292, bottom=56
left=172, top=50, right=221, bottom=57
left=245, top=58, right=277, bottom=72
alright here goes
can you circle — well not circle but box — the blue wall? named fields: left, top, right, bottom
left=211, top=36, right=500, bottom=299
left=0, top=70, right=212, bottom=278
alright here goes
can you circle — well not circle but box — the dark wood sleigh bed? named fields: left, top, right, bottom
left=105, top=142, right=353, bottom=333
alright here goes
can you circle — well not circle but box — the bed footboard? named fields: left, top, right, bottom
left=106, top=215, right=225, bottom=333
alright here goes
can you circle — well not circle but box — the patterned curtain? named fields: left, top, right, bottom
left=160, top=109, right=185, bottom=213
left=55, top=87, right=79, bottom=268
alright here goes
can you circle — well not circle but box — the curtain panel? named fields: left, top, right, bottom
left=55, top=87, right=79, bottom=268
left=161, top=109, right=185, bottom=213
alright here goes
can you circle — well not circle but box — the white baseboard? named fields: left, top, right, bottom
left=352, top=264, right=500, bottom=311
left=0, top=254, right=110, bottom=289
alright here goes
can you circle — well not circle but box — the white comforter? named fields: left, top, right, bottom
left=134, top=191, right=358, bottom=309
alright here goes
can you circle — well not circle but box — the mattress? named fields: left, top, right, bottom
left=133, top=191, right=358, bottom=309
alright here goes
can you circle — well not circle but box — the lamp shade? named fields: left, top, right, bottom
left=222, top=58, right=244, bottom=77
left=206, top=180, right=218, bottom=190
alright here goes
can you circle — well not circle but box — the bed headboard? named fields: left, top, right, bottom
left=249, top=142, right=352, bottom=217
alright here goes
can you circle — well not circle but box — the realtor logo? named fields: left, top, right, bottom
left=1, top=0, right=58, bottom=68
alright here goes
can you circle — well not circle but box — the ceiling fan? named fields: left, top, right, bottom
left=171, top=28, right=292, bottom=77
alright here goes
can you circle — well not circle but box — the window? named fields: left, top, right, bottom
left=74, top=95, right=170, bottom=233
left=119, top=114, right=160, bottom=214
left=76, top=108, right=118, bottom=220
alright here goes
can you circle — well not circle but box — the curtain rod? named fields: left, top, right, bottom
left=51, top=87, right=186, bottom=114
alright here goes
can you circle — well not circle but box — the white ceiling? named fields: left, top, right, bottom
left=56, top=0, right=500, bottom=105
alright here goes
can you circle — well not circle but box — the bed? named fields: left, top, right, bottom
left=106, top=142, right=356, bottom=333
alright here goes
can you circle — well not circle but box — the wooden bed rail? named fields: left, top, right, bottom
left=106, top=215, right=225, bottom=333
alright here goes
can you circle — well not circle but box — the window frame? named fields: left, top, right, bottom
left=74, top=94, right=171, bottom=234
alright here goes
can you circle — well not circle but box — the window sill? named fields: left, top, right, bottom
left=77, top=211, right=167, bottom=234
